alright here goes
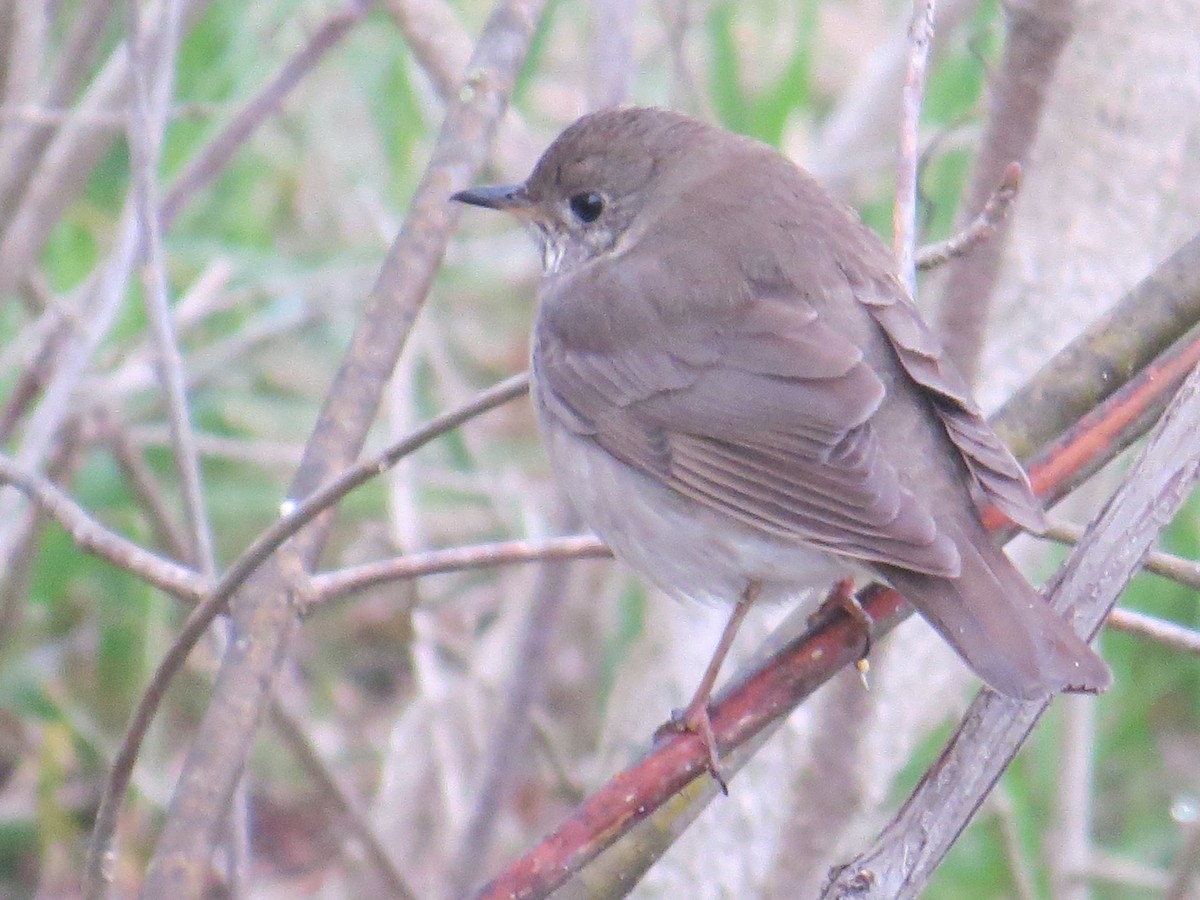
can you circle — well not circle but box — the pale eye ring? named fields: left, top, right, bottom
left=568, top=192, right=604, bottom=223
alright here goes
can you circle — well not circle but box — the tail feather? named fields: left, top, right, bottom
left=876, top=521, right=1111, bottom=699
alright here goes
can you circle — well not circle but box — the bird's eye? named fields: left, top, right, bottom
left=568, top=192, right=604, bottom=223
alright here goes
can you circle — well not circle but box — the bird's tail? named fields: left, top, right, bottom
left=876, top=521, right=1111, bottom=699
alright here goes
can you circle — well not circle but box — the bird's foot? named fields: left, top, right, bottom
left=812, top=577, right=874, bottom=688
left=657, top=697, right=728, bottom=794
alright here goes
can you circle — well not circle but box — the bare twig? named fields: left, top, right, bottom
left=1106, top=609, right=1200, bottom=657
left=1, top=0, right=46, bottom=112
left=1052, top=693, right=1097, bottom=900
left=810, top=0, right=980, bottom=194
left=0, top=427, right=85, bottom=655
left=893, top=0, right=936, bottom=291
left=100, top=416, right=193, bottom=560
left=310, top=533, right=609, bottom=606
left=1166, top=816, right=1200, bottom=900
left=0, top=0, right=213, bottom=297
left=381, top=0, right=538, bottom=173
left=445, top=504, right=582, bottom=900
left=1042, top=520, right=1200, bottom=591
left=131, top=0, right=549, bottom=884
left=0, top=208, right=140, bottom=590
left=994, top=230, right=1200, bottom=472
left=0, top=454, right=207, bottom=603
left=128, top=427, right=305, bottom=470
left=1079, top=852, right=1170, bottom=892
left=588, top=0, right=636, bottom=110
left=986, top=788, right=1038, bottom=900
left=0, top=0, right=113, bottom=222
left=267, top=699, right=419, bottom=900
left=916, top=162, right=1021, bottom=270
left=383, top=0, right=473, bottom=100
left=128, top=0, right=213, bottom=575
left=0, top=299, right=75, bottom=444
left=160, top=0, right=368, bottom=229
left=0, top=0, right=215, bottom=599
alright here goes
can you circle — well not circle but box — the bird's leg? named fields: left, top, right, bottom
left=812, top=577, right=873, bottom=685
left=663, top=579, right=761, bottom=793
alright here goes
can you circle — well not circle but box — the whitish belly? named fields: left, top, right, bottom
left=536, top=404, right=850, bottom=608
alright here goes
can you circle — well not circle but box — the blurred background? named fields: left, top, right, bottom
left=0, top=0, right=1198, bottom=896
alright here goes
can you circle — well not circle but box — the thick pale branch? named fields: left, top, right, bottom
left=935, top=0, right=1077, bottom=380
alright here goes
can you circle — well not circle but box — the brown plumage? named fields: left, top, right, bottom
left=455, top=106, right=1110, bottom=701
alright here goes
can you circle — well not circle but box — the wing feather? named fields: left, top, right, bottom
left=534, top=266, right=962, bottom=576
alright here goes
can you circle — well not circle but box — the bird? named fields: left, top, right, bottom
left=453, top=105, right=1111, bottom=774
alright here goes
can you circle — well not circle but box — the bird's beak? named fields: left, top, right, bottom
left=451, top=183, right=530, bottom=213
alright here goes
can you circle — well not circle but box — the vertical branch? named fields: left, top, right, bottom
left=894, top=0, right=935, bottom=291
left=0, top=0, right=114, bottom=226
left=588, top=0, right=636, bottom=110
left=159, top=0, right=368, bottom=230
left=1052, top=693, right=1097, bottom=900
left=934, top=0, right=1076, bottom=381
left=0, top=0, right=46, bottom=112
left=128, top=0, right=213, bottom=575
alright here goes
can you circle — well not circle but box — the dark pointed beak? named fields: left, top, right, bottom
left=451, top=183, right=530, bottom=212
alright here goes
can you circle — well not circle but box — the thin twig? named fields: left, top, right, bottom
left=383, top=0, right=472, bottom=100
left=810, top=0, right=979, bottom=194
left=916, top=162, right=1021, bottom=270
left=136, top=0, right=549, bottom=886
left=0, top=0, right=113, bottom=224
left=128, top=0, right=213, bottom=576
left=1078, top=852, right=1170, bottom=892
left=159, top=0, right=368, bottom=229
left=0, top=99, right=234, bottom=125
left=893, top=0, right=936, bottom=291
left=267, top=699, right=419, bottom=900
left=1, top=0, right=47, bottom=112
left=1042, top=520, right=1200, bottom=591
left=100, top=415, right=193, bottom=560
left=986, top=788, right=1038, bottom=900
left=1053, top=693, right=1097, bottom=900
left=310, top=533, right=609, bottom=606
left=0, top=1, right=219, bottom=595
left=382, top=0, right=538, bottom=175
left=0, top=0, right=213, bottom=298
left=0, top=428, right=85, bottom=656
left=588, top=0, right=636, bottom=110
left=446, top=504, right=582, bottom=900
left=127, top=427, right=305, bottom=470
left=1166, top=817, right=1200, bottom=900
left=1106, top=608, right=1200, bottom=656
left=0, top=454, right=207, bottom=603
